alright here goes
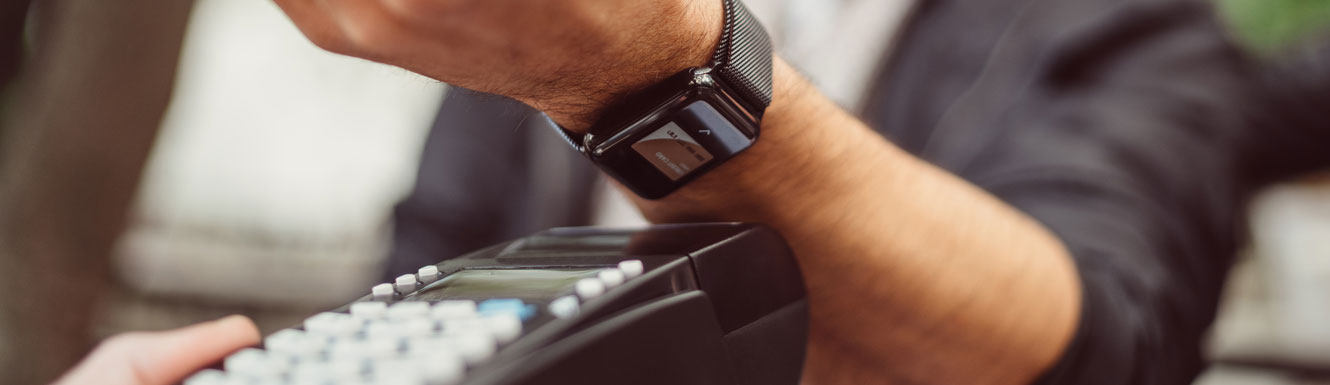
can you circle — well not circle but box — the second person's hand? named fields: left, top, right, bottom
left=51, top=315, right=260, bottom=385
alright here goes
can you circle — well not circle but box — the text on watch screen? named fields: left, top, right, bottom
left=630, top=121, right=715, bottom=181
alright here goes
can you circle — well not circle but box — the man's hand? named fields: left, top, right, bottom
left=273, top=0, right=722, bottom=130
left=51, top=316, right=259, bottom=385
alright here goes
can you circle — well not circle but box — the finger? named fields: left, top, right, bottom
left=51, top=315, right=260, bottom=385
left=320, top=0, right=431, bottom=59
left=127, top=315, right=261, bottom=385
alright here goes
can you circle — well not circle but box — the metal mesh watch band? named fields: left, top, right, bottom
left=549, top=0, right=773, bottom=153
left=713, top=0, right=774, bottom=116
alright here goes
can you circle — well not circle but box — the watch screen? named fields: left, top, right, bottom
left=631, top=121, right=715, bottom=181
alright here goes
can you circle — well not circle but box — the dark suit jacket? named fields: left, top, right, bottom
left=869, top=0, right=1252, bottom=384
left=389, top=0, right=1259, bottom=383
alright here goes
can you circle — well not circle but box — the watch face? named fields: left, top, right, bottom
left=590, top=91, right=759, bottom=199
left=630, top=121, right=715, bottom=181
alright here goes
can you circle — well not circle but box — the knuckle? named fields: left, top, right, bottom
left=283, top=19, right=356, bottom=55
left=342, top=18, right=404, bottom=52
left=383, top=0, right=426, bottom=14
left=304, top=31, right=351, bottom=54
left=383, top=0, right=463, bottom=17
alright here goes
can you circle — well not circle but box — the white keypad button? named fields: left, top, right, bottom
left=453, top=333, right=497, bottom=366
left=225, top=348, right=283, bottom=378
left=548, top=295, right=580, bottom=319
left=414, top=351, right=464, bottom=385
left=288, top=362, right=336, bottom=385
left=399, top=318, right=436, bottom=338
left=372, top=357, right=415, bottom=374
left=304, top=312, right=362, bottom=336
left=483, top=313, right=522, bottom=345
left=264, top=329, right=324, bottom=359
left=597, top=269, right=625, bottom=288
left=328, top=339, right=370, bottom=360
left=369, top=370, right=425, bottom=385
left=264, top=329, right=305, bottom=351
left=417, top=265, right=442, bottom=283
left=575, top=278, right=606, bottom=300
left=366, top=319, right=402, bottom=340
left=365, top=337, right=401, bottom=358
left=372, top=283, right=396, bottom=300
left=184, top=369, right=226, bottom=385
left=323, top=357, right=368, bottom=379
left=287, top=378, right=331, bottom=385
left=441, top=317, right=487, bottom=337
left=431, top=300, right=477, bottom=319
left=395, top=274, right=420, bottom=293
left=405, top=336, right=451, bottom=356
left=351, top=302, right=389, bottom=319
left=618, top=259, right=644, bottom=279
left=387, top=302, right=431, bottom=320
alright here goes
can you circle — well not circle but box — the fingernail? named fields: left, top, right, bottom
left=214, top=314, right=255, bottom=329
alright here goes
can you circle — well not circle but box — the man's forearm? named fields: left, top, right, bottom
left=629, top=60, right=1082, bottom=384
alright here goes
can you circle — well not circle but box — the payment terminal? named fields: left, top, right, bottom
left=185, top=223, right=808, bottom=385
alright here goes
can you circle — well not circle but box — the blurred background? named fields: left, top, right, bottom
left=1, top=0, right=1329, bottom=384
left=1198, top=1, right=1330, bottom=384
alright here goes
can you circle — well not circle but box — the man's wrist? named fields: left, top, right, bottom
left=630, top=58, right=847, bottom=219
left=534, top=0, right=723, bottom=133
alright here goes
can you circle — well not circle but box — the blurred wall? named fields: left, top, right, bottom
left=0, top=0, right=444, bottom=383
left=0, top=0, right=195, bottom=383
left=104, top=0, right=444, bottom=334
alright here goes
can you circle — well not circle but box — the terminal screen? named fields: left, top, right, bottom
left=409, top=268, right=601, bottom=301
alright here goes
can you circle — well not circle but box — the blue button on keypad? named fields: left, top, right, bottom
left=478, top=298, right=536, bottom=320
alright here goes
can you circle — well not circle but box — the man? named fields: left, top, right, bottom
left=1241, top=41, right=1330, bottom=186
left=279, top=1, right=1081, bottom=384
left=24, top=0, right=1257, bottom=384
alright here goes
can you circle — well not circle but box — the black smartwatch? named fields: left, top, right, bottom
left=554, top=0, right=773, bottom=199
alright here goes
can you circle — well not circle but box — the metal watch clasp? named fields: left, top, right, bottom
left=690, top=67, right=716, bottom=88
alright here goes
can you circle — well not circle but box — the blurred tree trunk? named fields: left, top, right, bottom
left=0, top=0, right=194, bottom=383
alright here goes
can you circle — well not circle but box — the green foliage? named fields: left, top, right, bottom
left=1217, top=0, right=1330, bottom=55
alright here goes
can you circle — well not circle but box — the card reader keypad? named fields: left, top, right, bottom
left=187, top=260, right=644, bottom=385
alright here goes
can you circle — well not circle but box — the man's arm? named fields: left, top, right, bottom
left=632, top=59, right=1081, bottom=384
left=273, top=1, right=1080, bottom=383
left=869, top=1, right=1252, bottom=383
left=1243, top=40, right=1330, bottom=184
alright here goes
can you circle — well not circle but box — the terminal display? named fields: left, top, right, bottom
left=408, top=269, right=602, bottom=302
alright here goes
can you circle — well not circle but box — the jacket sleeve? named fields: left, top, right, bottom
left=1240, top=41, right=1330, bottom=186
left=867, top=0, right=1255, bottom=383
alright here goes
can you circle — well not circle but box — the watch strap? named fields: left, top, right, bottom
left=713, top=0, right=773, bottom=116
left=550, top=0, right=773, bottom=152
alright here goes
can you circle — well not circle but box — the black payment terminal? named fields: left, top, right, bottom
left=184, top=223, right=809, bottom=385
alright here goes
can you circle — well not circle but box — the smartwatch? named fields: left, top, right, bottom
left=554, top=0, right=773, bottom=199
